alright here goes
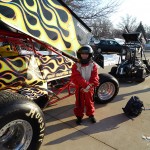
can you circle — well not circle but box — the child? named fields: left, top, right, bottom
left=71, top=45, right=99, bottom=125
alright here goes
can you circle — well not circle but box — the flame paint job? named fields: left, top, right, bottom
left=0, top=0, right=91, bottom=57
left=0, top=54, right=74, bottom=99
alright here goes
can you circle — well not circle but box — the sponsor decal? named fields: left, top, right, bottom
left=77, top=22, right=88, bottom=34
left=26, top=107, right=45, bottom=142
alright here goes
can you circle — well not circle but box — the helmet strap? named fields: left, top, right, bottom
left=80, top=58, right=91, bottom=64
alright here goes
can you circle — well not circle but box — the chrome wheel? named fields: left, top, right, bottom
left=97, top=82, right=116, bottom=101
left=0, top=119, right=33, bottom=150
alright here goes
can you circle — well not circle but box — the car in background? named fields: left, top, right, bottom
left=92, top=39, right=127, bottom=54
left=114, top=38, right=125, bottom=45
left=144, top=39, right=150, bottom=50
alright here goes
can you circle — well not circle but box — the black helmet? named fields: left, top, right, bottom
left=77, top=45, right=93, bottom=64
left=77, top=45, right=93, bottom=59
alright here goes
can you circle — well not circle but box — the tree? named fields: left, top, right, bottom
left=62, top=0, right=121, bottom=21
left=117, top=14, right=139, bottom=32
left=62, top=0, right=124, bottom=39
left=111, top=29, right=123, bottom=38
left=91, top=18, right=113, bottom=39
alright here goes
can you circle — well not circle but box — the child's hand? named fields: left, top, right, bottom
left=81, top=83, right=94, bottom=93
left=89, top=83, right=94, bottom=87
left=81, top=88, right=89, bottom=93
left=82, top=88, right=89, bottom=93
left=81, top=84, right=91, bottom=93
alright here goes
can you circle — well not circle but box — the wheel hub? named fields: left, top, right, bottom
left=0, top=119, right=33, bottom=150
left=98, top=82, right=116, bottom=101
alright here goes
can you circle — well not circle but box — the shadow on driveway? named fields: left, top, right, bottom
left=44, top=113, right=129, bottom=145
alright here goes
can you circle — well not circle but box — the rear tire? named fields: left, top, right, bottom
left=94, top=73, right=119, bottom=104
left=143, top=59, right=150, bottom=74
left=135, top=68, right=146, bottom=82
left=0, top=90, right=45, bottom=150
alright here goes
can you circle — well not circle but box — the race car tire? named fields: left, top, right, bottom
left=135, top=68, right=146, bottom=82
left=0, top=90, right=45, bottom=150
left=94, top=73, right=119, bottom=104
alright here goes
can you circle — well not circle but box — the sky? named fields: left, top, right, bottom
left=110, top=0, right=150, bottom=27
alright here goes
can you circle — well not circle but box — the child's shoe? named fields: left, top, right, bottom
left=76, top=117, right=82, bottom=125
left=89, top=115, right=96, bottom=123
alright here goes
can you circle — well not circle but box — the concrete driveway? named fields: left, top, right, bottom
left=41, top=53, right=150, bottom=150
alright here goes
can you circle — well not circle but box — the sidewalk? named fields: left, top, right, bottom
left=41, top=64, right=150, bottom=150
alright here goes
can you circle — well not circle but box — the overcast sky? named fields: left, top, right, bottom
left=110, top=0, right=150, bottom=27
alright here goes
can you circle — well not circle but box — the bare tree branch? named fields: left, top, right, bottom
left=62, top=0, right=121, bottom=20
left=91, top=18, right=113, bottom=38
left=117, top=14, right=139, bottom=32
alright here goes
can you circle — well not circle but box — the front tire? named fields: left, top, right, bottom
left=0, top=90, right=45, bottom=150
left=94, top=73, right=119, bottom=104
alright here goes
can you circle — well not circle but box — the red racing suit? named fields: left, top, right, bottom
left=71, top=61, right=99, bottom=118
